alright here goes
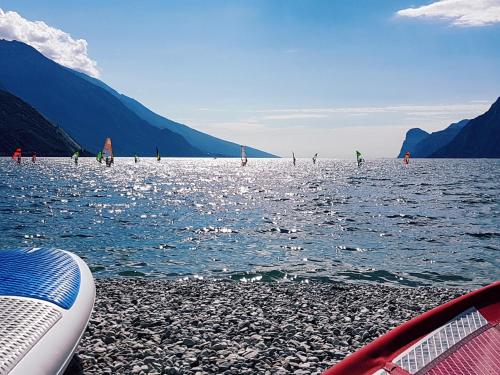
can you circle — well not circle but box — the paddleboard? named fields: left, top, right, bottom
left=0, top=248, right=95, bottom=375
left=324, top=281, right=499, bottom=375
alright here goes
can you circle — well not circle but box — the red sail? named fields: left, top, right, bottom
left=403, top=151, right=410, bottom=164
left=12, top=148, right=22, bottom=160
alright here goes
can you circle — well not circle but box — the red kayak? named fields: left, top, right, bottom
left=324, top=281, right=499, bottom=375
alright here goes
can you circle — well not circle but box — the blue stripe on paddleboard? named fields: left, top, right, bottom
left=0, top=248, right=80, bottom=309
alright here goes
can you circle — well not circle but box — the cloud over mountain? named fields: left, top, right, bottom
left=0, top=8, right=99, bottom=77
left=397, top=0, right=500, bottom=27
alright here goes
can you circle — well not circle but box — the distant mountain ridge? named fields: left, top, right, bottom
left=0, top=90, right=86, bottom=156
left=0, top=40, right=206, bottom=156
left=71, top=70, right=275, bottom=158
left=432, top=98, right=500, bottom=158
left=0, top=39, right=274, bottom=157
left=397, top=128, right=429, bottom=158
left=397, top=120, right=469, bottom=158
left=414, top=119, right=468, bottom=157
left=398, top=98, right=499, bottom=158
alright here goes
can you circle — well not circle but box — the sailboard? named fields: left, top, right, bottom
left=103, top=138, right=113, bottom=167
left=403, top=151, right=410, bottom=165
left=324, top=281, right=500, bottom=375
left=241, top=145, right=248, bottom=167
left=356, top=150, right=364, bottom=167
left=72, top=151, right=79, bottom=165
left=156, top=147, right=161, bottom=162
left=12, top=148, right=21, bottom=163
left=0, top=248, right=95, bottom=375
left=293, top=152, right=296, bottom=166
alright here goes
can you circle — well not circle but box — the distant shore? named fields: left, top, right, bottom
left=71, top=279, right=464, bottom=375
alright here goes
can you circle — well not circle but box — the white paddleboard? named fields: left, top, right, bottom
left=0, top=248, right=95, bottom=375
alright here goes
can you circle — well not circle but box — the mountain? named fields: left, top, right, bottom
left=71, top=71, right=276, bottom=158
left=0, top=39, right=273, bottom=157
left=0, top=39, right=204, bottom=156
left=431, top=98, right=500, bottom=158
left=409, top=119, right=469, bottom=158
left=397, top=128, right=429, bottom=158
left=0, top=89, right=86, bottom=156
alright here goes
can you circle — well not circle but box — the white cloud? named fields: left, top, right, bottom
left=0, top=8, right=99, bottom=77
left=397, top=0, right=500, bottom=27
left=262, top=113, right=327, bottom=120
left=254, top=102, right=491, bottom=117
left=196, top=102, right=490, bottom=117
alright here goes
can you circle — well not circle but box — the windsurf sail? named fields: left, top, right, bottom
left=134, top=155, right=139, bottom=163
left=96, top=150, right=103, bottom=163
left=312, top=153, right=318, bottom=165
left=103, top=138, right=113, bottom=159
left=241, top=145, right=248, bottom=166
left=12, top=148, right=21, bottom=162
left=293, top=152, right=296, bottom=166
left=356, top=150, right=364, bottom=167
left=156, top=147, right=161, bottom=162
left=103, top=138, right=113, bottom=167
left=403, top=151, right=410, bottom=165
left=72, top=151, right=80, bottom=164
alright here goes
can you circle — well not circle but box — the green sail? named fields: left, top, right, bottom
left=356, top=150, right=364, bottom=166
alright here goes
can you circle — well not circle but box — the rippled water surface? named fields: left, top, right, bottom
left=0, top=158, right=498, bottom=287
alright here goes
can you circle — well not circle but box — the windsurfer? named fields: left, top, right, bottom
left=356, top=151, right=364, bottom=167
left=403, top=151, right=410, bottom=165
left=293, top=152, right=296, bottom=166
left=32, top=153, right=36, bottom=163
left=312, top=153, right=318, bottom=165
left=241, top=145, right=248, bottom=166
left=12, top=148, right=22, bottom=163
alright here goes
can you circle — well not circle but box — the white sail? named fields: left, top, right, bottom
left=103, top=137, right=113, bottom=166
left=241, top=145, right=248, bottom=166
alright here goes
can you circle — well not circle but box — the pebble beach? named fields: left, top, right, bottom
left=71, top=280, right=465, bottom=375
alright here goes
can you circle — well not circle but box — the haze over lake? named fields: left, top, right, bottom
left=1, top=158, right=498, bottom=287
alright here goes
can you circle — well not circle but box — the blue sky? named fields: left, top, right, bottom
left=1, top=0, right=499, bottom=157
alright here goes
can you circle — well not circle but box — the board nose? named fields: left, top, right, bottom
left=0, top=248, right=81, bottom=309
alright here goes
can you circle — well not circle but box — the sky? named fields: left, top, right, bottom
left=0, top=0, right=499, bottom=158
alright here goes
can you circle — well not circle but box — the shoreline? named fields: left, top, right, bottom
left=74, top=279, right=465, bottom=375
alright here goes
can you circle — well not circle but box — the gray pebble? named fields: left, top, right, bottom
left=70, top=279, right=464, bottom=375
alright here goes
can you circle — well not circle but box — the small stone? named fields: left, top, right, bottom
left=212, top=342, right=227, bottom=351
left=183, top=338, right=196, bottom=347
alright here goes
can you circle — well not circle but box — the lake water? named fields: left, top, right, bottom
left=0, top=158, right=498, bottom=287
